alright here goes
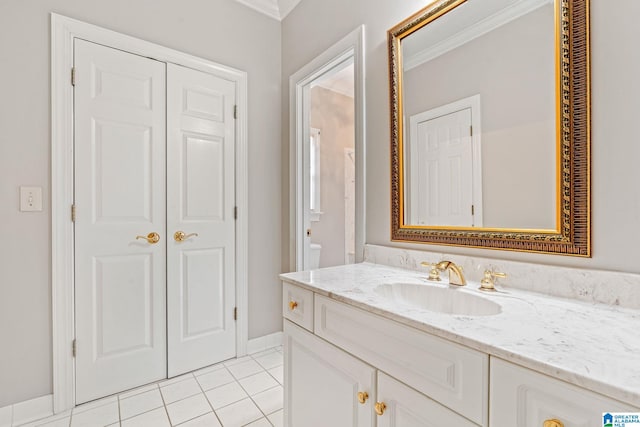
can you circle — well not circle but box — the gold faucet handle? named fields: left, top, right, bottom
left=420, top=261, right=441, bottom=281
left=479, top=269, right=507, bottom=292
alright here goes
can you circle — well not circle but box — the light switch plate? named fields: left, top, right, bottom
left=20, top=186, right=43, bottom=212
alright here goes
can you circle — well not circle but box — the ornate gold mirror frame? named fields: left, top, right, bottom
left=389, top=0, right=590, bottom=256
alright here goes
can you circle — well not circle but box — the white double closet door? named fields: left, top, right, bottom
left=74, top=39, right=237, bottom=403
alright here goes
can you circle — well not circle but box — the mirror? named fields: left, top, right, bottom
left=389, top=0, right=590, bottom=256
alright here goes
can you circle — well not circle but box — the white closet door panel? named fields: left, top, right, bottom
left=183, top=134, right=225, bottom=220
left=180, top=248, right=225, bottom=337
left=167, top=63, right=237, bottom=376
left=74, top=39, right=167, bottom=404
left=94, top=254, right=154, bottom=355
left=93, top=120, right=153, bottom=222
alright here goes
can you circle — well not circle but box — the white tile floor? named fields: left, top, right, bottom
left=18, top=348, right=283, bottom=427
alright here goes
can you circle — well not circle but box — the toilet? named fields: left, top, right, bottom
left=309, top=243, right=322, bottom=269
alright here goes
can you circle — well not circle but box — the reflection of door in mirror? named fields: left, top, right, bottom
left=400, top=0, right=556, bottom=230
left=303, top=59, right=356, bottom=269
left=406, top=95, right=483, bottom=227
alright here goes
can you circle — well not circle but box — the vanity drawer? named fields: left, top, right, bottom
left=314, top=295, right=488, bottom=425
left=282, top=282, right=314, bottom=331
left=490, top=357, right=638, bottom=427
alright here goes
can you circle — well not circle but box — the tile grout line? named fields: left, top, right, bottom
left=248, top=347, right=283, bottom=427
left=210, top=349, right=282, bottom=427
left=117, top=390, right=122, bottom=425
left=157, top=377, right=173, bottom=427
left=189, top=369, right=224, bottom=427
left=18, top=348, right=284, bottom=427
left=234, top=370, right=279, bottom=426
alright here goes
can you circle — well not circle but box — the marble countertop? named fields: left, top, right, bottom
left=280, top=262, right=640, bottom=408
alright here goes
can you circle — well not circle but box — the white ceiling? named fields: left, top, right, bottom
left=313, top=63, right=354, bottom=98
left=233, top=0, right=302, bottom=20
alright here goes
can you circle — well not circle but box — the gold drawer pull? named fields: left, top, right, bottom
left=288, top=301, right=298, bottom=311
left=357, top=391, right=368, bottom=404
left=543, top=420, right=564, bottom=427
left=136, top=232, right=160, bottom=244
left=374, top=402, right=386, bottom=416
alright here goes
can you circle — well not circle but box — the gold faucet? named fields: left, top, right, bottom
left=435, top=260, right=466, bottom=286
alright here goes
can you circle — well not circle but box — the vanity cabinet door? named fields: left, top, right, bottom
left=315, top=294, right=488, bottom=424
left=490, top=357, right=638, bottom=427
left=283, top=320, right=376, bottom=427
left=376, top=372, right=478, bottom=427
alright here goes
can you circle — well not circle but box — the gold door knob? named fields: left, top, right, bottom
left=174, top=231, right=198, bottom=242
left=374, top=402, right=386, bottom=416
left=288, top=301, right=298, bottom=311
left=136, top=232, right=160, bottom=244
left=357, top=391, right=368, bottom=404
left=543, top=420, right=564, bottom=427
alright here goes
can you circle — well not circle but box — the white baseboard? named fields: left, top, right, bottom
left=0, top=394, right=53, bottom=427
left=246, top=331, right=283, bottom=354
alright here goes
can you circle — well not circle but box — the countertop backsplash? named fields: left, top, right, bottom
left=364, top=244, right=640, bottom=310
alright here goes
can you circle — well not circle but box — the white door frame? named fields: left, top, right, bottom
left=51, top=13, right=249, bottom=412
left=289, top=26, right=366, bottom=271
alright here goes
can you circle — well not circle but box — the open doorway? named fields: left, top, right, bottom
left=289, top=26, right=365, bottom=272
left=307, top=61, right=355, bottom=268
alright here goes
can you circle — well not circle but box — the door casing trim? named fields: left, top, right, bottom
left=51, top=13, right=249, bottom=412
left=288, top=25, right=366, bottom=271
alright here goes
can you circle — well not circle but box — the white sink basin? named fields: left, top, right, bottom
left=374, top=283, right=501, bottom=316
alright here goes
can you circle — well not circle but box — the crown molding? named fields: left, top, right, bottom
left=233, top=0, right=301, bottom=21
left=404, top=0, right=552, bottom=71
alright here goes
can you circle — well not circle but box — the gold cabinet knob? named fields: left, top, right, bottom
left=357, top=391, right=368, bottom=404
left=543, top=420, right=564, bottom=427
left=288, top=301, right=298, bottom=311
left=174, top=231, right=198, bottom=242
left=136, top=232, right=160, bottom=244
left=374, top=402, right=386, bottom=416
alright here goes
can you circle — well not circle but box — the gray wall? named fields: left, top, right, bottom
left=403, top=4, right=556, bottom=229
left=0, top=0, right=281, bottom=407
left=309, top=87, right=355, bottom=267
left=282, top=0, right=640, bottom=272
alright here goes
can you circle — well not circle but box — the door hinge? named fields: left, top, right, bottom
left=72, top=339, right=77, bottom=357
left=233, top=105, right=237, bottom=120
left=71, top=204, right=76, bottom=222
left=234, top=206, right=238, bottom=220
left=71, top=67, right=76, bottom=86
left=471, top=204, right=475, bottom=215
left=233, top=307, right=238, bottom=321
left=470, top=125, right=473, bottom=137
